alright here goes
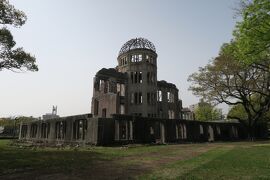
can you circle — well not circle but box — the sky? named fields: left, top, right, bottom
left=0, top=0, right=239, bottom=118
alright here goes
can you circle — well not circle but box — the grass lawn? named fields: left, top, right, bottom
left=140, top=143, right=270, bottom=179
left=0, top=140, right=269, bottom=179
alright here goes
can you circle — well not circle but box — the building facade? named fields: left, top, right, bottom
left=18, top=113, right=268, bottom=145
left=18, top=38, right=268, bottom=145
left=91, top=38, right=180, bottom=119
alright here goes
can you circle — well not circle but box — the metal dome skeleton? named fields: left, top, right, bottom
left=118, top=38, right=156, bottom=56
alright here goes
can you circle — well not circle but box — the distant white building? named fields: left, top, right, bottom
left=189, top=99, right=224, bottom=121
left=181, top=107, right=194, bottom=120
left=42, top=106, right=59, bottom=120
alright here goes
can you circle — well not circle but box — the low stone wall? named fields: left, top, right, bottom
left=19, top=114, right=268, bottom=146
left=19, top=114, right=97, bottom=145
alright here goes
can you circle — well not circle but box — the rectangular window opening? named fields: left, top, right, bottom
left=120, top=105, right=125, bottom=114
left=158, top=90, right=162, bottom=102
left=94, top=99, right=99, bottom=115
left=139, top=72, right=142, bottom=83
left=139, top=92, right=142, bottom=104
left=138, top=54, right=142, bottom=61
left=131, top=93, right=134, bottom=104
left=147, top=93, right=150, bottom=105
left=134, top=72, right=138, bottom=83
left=131, top=72, right=134, bottom=84
left=117, top=83, right=121, bottom=94
left=120, top=84, right=125, bottom=96
left=134, top=92, right=138, bottom=104
left=102, top=108, right=106, bottom=118
left=147, top=72, right=150, bottom=83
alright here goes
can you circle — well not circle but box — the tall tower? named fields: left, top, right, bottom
left=117, top=38, right=158, bottom=117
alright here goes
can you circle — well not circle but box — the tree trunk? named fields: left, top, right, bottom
left=247, top=123, right=256, bottom=141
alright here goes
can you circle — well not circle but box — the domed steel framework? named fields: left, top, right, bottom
left=118, top=38, right=156, bottom=56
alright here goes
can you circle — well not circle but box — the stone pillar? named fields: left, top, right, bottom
left=235, top=127, right=238, bottom=138
left=125, top=121, right=128, bottom=140
left=18, top=121, right=23, bottom=140
left=175, top=125, right=178, bottom=139
left=26, top=123, right=31, bottom=140
left=208, top=126, right=214, bottom=142
left=48, top=121, right=56, bottom=143
left=37, top=121, right=41, bottom=139
left=114, top=120, right=119, bottom=141
left=129, top=121, right=133, bottom=140
left=160, top=122, right=165, bottom=144
left=86, top=118, right=98, bottom=145
left=71, top=119, right=74, bottom=142
left=183, top=125, right=187, bottom=139
left=65, top=119, right=73, bottom=142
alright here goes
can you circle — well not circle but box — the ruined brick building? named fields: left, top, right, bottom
left=18, top=38, right=268, bottom=145
left=91, top=38, right=181, bottom=119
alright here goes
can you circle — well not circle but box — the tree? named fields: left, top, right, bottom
left=228, top=104, right=248, bottom=122
left=194, top=100, right=221, bottom=121
left=233, top=0, right=270, bottom=65
left=228, top=97, right=270, bottom=123
left=0, top=0, right=38, bottom=72
left=188, top=44, right=270, bottom=139
left=0, top=116, right=36, bottom=136
left=0, top=116, right=36, bottom=126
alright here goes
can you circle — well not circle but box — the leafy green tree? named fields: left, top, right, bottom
left=228, top=97, right=270, bottom=123
left=194, top=100, right=221, bottom=121
left=0, top=117, right=13, bottom=126
left=189, top=0, right=270, bottom=139
left=228, top=105, right=248, bottom=122
left=188, top=45, right=270, bottom=139
left=0, top=0, right=38, bottom=72
left=0, top=116, right=36, bottom=127
left=233, top=0, right=270, bottom=65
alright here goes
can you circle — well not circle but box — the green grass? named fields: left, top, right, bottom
left=0, top=140, right=168, bottom=175
left=0, top=140, right=270, bottom=179
left=0, top=140, right=104, bottom=174
left=140, top=144, right=270, bottom=180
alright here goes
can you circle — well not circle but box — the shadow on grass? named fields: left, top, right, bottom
left=0, top=142, right=109, bottom=175
left=0, top=140, right=159, bottom=179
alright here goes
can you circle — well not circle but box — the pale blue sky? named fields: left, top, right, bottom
left=0, top=0, right=238, bottom=117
